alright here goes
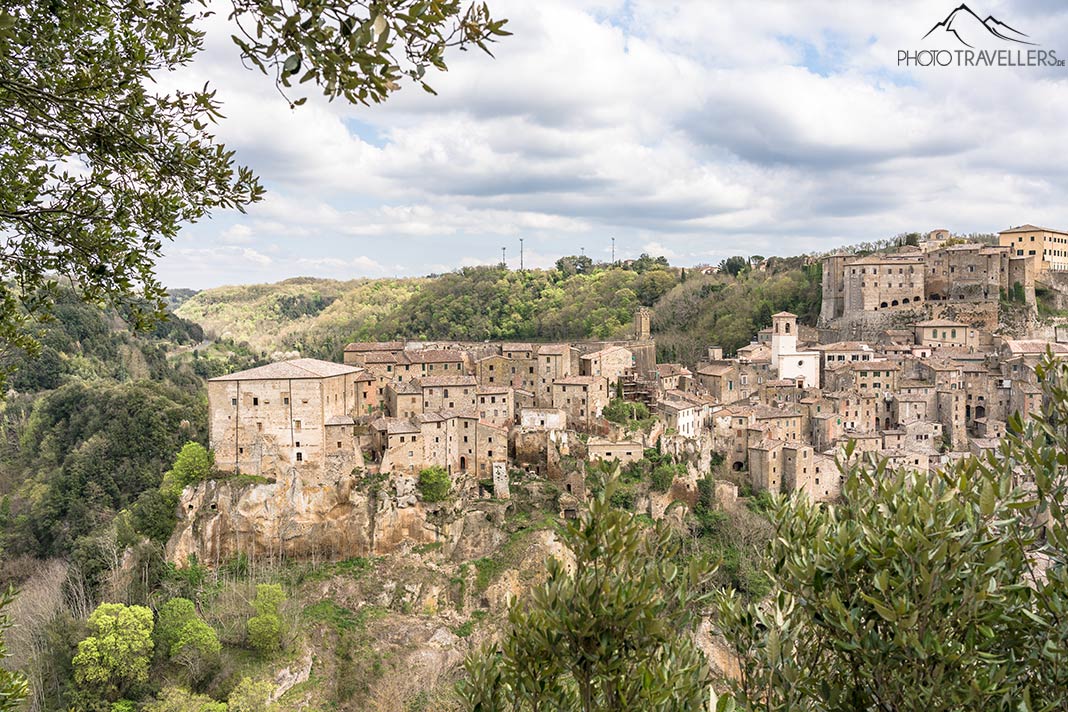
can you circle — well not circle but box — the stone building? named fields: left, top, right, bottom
left=551, top=375, right=609, bottom=429
left=579, top=345, right=634, bottom=384
left=999, top=224, right=1068, bottom=275
left=476, top=386, right=514, bottom=427
left=536, top=344, right=575, bottom=406
left=587, top=437, right=643, bottom=465
left=208, top=358, right=368, bottom=478
left=770, top=312, right=820, bottom=388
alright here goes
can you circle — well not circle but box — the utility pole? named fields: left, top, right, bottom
left=501, top=246, right=506, bottom=268
left=611, top=236, right=615, bottom=263
left=519, top=238, right=524, bottom=271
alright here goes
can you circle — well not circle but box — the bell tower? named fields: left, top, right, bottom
left=770, top=311, right=797, bottom=370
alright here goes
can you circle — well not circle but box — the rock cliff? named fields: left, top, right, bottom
left=167, top=469, right=507, bottom=566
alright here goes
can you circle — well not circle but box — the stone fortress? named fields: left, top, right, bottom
left=169, top=225, right=1068, bottom=565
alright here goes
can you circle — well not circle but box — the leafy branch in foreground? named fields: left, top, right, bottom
left=0, top=0, right=507, bottom=391
left=460, top=469, right=716, bottom=711
left=228, top=0, right=511, bottom=106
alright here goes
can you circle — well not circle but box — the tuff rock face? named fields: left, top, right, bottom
left=165, top=469, right=496, bottom=566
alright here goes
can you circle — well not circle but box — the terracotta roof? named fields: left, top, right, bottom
left=371, top=417, right=419, bottom=434
left=500, top=343, right=534, bottom=353
left=325, top=415, right=355, bottom=426
left=999, top=224, right=1068, bottom=235
left=210, top=358, right=361, bottom=382
left=815, top=341, right=875, bottom=352
left=344, top=341, right=404, bottom=352
left=538, top=344, right=572, bottom=356
left=581, top=345, right=630, bottom=359
left=401, top=349, right=466, bottom=364
left=1003, top=340, right=1068, bottom=355
left=656, top=363, right=692, bottom=377
left=697, top=363, right=734, bottom=376
left=388, top=381, right=421, bottom=395
left=914, top=319, right=967, bottom=327
left=772, top=311, right=797, bottom=318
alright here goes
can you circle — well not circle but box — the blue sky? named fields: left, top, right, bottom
left=157, top=0, right=1068, bottom=289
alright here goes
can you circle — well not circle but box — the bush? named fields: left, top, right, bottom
left=144, top=687, right=227, bottom=712
left=416, top=466, right=451, bottom=503
left=73, top=603, right=155, bottom=700
left=246, top=583, right=285, bottom=655
left=649, top=463, right=678, bottom=493
left=227, top=677, right=274, bottom=712
left=246, top=614, right=281, bottom=656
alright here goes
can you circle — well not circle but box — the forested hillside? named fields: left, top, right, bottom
left=176, top=255, right=821, bottom=365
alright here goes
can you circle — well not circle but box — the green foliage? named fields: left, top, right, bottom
left=155, top=597, right=220, bottom=683
left=246, top=614, right=282, bottom=656
left=229, top=0, right=509, bottom=107
left=178, top=263, right=681, bottom=358
left=602, top=398, right=652, bottom=429
left=649, top=462, right=681, bottom=493
left=227, top=677, right=274, bottom=712
left=160, top=442, right=215, bottom=500
left=73, top=603, right=154, bottom=701
left=473, top=557, right=504, bottom=593
left=154, top=598, right=197, bottom=656
left=1, top=379, right=204, bottom=564
left=460, top=472, right=716, bottom=711
left=716, top=356, right=1068, bottom=711
left=303, top=600, right=361, bottom=633
left=247, top=584, right=285, bottom=656
left=144, top=686, right=227, bottom=712
left=417, top=466, right=452, bottom=503
left=653, top=260, right=822, bottom=363
left=0, top=588, right=28, bottom=712
left=719, top=256, right=749, bottom=277
left=0, top=0, right=263, bottom=390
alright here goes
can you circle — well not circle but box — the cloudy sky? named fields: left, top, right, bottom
left=157, top=0, right=1068, bottom=289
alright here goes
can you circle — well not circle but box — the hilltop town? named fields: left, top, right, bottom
left=171, top=224, right=1068, bottom=562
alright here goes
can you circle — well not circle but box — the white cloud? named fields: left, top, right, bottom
left=154, top=0, right=1068, bottom=288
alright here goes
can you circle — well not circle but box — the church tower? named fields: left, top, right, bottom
left=770, top=311, right=797, bottom=370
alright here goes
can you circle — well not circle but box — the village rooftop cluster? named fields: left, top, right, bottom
left=204, top=225, right=1068, bottom=509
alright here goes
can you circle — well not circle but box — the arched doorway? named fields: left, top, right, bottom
left=460, top=456, right=467, bottom=471
left=975, top=405, right=986, bottom=420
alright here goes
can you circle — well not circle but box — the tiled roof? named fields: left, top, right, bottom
left=401, top=349, right=466, bottom=364
left=210, top=358, right=361, bottom=382
left=344, top=341, right=404, bottom=352
left=999, top=224, right=1068, bottom=235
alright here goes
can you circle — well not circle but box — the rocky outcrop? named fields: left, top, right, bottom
left=166, top=469, right=506, bottom=566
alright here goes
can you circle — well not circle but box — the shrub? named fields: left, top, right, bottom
left=227, top=677, right=274, bottom=712
left=417, top=466, right=451, bottom=502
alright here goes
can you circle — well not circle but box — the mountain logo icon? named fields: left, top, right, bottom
left=922, top=4, right=1037, bottom=48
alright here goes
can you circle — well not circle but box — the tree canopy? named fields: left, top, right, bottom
left=0, top=0, right=507, bottom=388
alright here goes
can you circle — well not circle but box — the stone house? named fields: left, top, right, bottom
left=579, top=345, right=634, bottom=384
left=586, top=437, right=643, bottom=465
left=477, top=386, right=514, bottom=427
left=551, top=375, right=609, bottom=430
left=208, top=358, right=367, bottom=478
left=417, top=374, right=478, bottom=412
left=536, top=344, right=575, bottom=407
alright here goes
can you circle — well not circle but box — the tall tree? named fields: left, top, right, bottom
left=0, top=0, right=507, bottom=387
